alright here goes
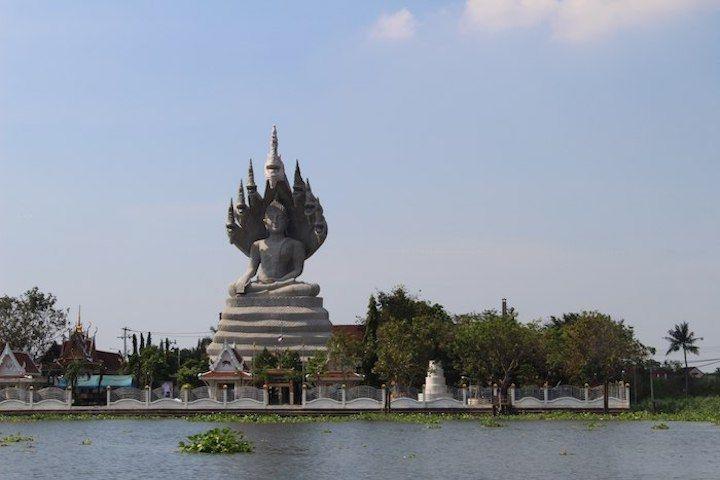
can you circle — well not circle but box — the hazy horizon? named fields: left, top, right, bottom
left=1, top=1, right=719, bottom=369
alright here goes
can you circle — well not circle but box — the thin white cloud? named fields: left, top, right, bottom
left=370, top=8, right=418, bottom=41
left=461, top=0, right=718, bottom=42
left=461, top=0, right=558, bottom=32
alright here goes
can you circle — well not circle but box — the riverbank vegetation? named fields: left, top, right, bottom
left=0, top=397, right=719, bottom=424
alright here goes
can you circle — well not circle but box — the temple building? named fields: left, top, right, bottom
left=43, top=319, right=124, bottom=378
left=0, top=343, right=45, bottom=389
left=199, top=342, right=252, bottom=400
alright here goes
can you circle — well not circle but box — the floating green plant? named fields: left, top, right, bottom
left=178, top=427, right=253, bottom=454
left=0, top=433, right=33, bottom=443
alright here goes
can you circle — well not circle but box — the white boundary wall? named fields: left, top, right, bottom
left=0, top=383, right=631, bottom=411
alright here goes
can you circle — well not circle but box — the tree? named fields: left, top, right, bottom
left=556, top=311, right=646, bottom=412
left=376, top=286, right=449, bottom=324
left=140, top=333, right=145, bottom=351
left=64, top=359, right=92, bottom=399
left=374, top=314, right=454, bottom=388
left=360, top=295, right=381, bottom=385
left=327, top=332, right=362, bottom=381
left=251, top=347, right=278, bottom=384
left=175, top=358, right=206, bottom=387
left=0, top=287, right=69, bottom=357
left=306, top=350, right=328, bottom=385
left=137, top=346, right=172, bottom=388
left=146, top=331, right=152, bottom=347
left=664, top=322, right=702, bottom=397
left=451, top=310, right=542, bottom=397
left=131, top=334, right=138, bottom=356
left=277, top=349, right=303, bottom=381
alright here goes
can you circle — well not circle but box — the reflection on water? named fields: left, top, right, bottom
left=0, top=419, right=718, bottom=480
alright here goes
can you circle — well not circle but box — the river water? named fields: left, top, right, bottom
left=0, top=419, right=717, bottom=479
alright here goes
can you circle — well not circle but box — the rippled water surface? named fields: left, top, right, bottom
left=0, top=419, right=718, bottom=479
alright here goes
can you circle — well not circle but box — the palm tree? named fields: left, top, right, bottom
left=664, top=322, right=702, bottom=396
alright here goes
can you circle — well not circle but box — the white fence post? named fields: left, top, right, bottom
left=66, top=387, right=72, bottom=407
left=302, top=384, right=307, bottom=406
left=543, top=382, right=549, bottom=406
left=462, top=384, right=468, bottom=406
left=509, top=383, right=515, bottom=406
left=181, top=385, right=189, bottom=407
left=625, top=383, right=631, bottom=407
left=341, top=384, right=346, bottom=407
left=28, top=386, right=34, bottom=408
left=584, top=383, right=589, bottom=403
left=381, top=384, right=387, bottom=411
left=263, top=384, right=269, bottom=407
left=145, top=385, right=151, bottom=407
left=422, top=384, right=427, bottom=408
left=222, top=384, right=228, bottom=407
left=106, top=386, right=111, bottom=407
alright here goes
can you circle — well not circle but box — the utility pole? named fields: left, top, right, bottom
left=171, top=339, right=179, bottom=369
left=118, top=327, right=130, bottom=359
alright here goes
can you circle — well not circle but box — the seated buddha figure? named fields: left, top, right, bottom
left=228, top=201, right=320, bottom=297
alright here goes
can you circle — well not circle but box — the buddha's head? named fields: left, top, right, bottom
left=263, top=201, right=287, bottom=234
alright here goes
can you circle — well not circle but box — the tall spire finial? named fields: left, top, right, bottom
left=237, top=180, right=246, bottom=208
left=271, top=125, right=278, bottom=158
left=75, top=305, right=83, bottom=333
left=247, top=159, right=256, bottom=188
left=264, top=125, right=285, bottom=188
left=227, top=198, right=235, bottom=225
left=294, top=160, right=303, bottom=188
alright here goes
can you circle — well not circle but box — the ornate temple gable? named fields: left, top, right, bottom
left=0, top=344, right=25, bottom=377
left=208, top=343, right=245, bottom=373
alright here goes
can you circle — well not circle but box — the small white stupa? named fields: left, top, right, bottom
left=422, top=360, right=451, bottom=401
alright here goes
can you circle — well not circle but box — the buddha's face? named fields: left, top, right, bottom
left=264, top=209, right=287, bottom=234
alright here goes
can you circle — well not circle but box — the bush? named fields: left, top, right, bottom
left=178, top=427, right=253, bottom=454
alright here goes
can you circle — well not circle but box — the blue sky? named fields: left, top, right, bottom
left=1, top=1, right=719, bottom=366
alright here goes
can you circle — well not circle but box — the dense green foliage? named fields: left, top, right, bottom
left=178, top=427, right=253, bottom=454
left=123, top=336, right=211, bottom=388
left=355, top=287, right=647, bottom=400
left=251, top=347, right=303, bottom=384
left=0, top=287, right=68, bottom=357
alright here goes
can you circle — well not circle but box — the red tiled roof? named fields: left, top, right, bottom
left=94, top=350, right=124, bottom=374
left=0, top=343, right=41, bottom=375
left=331, top=324, right=365, bottom=341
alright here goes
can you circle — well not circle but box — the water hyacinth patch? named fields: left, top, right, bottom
left=0, top=433, right=33, bottom=444
left=178, top=427, right=253, bottom=454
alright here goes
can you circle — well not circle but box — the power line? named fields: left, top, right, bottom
left=125, top=328, right=213, bottom=336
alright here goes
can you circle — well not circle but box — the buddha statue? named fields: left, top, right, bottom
left=225, top=126, right=327, bottom=298
left=208, top=125, right=331, bottom=363
left=228, top=201, right=320, bottom=297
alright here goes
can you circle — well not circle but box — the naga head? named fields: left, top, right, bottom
left=264, top=125, right=286, bottom=188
